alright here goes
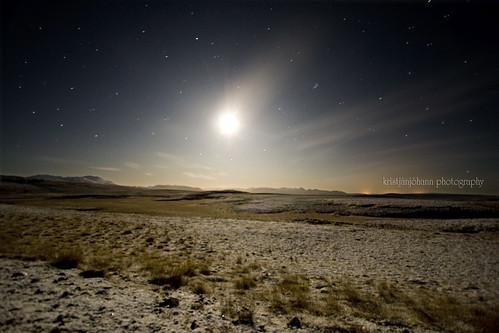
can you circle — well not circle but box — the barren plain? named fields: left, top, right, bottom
left=1, top=185, right=498, bottom=332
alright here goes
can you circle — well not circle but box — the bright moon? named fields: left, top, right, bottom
left=219, top=113, right=239, bottom=136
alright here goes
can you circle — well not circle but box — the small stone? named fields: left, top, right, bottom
left=54, top=314, right=64, bottom=324
left=79, top=270, right=105, bottom=278
left=190, top=320, right=199, bottom=330
left=287, top=316, right=301, bottom=329
left=158, top=297, right=179, bottom=308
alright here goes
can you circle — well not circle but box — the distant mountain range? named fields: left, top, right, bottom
left=27, top=174, right=115, bottom=185
left=0, top=174, right=126, bottom=197
left=150, top=184, right=203, bottom=191
left=0, top=174, right=346, bottom=196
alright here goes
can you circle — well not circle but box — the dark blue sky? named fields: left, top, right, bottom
left=2, top=1, right=498, bottom=194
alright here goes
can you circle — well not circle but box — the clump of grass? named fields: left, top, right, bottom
left=234, top=274, right=257, bottom=290
left=221, top=295, right=238, bottom=319
left=221, top=295, right=254, bottom=327
left=145, top=257, right=206, bottom=289
left=269, top=291, right=287, bottom=314
left=190, top=278, right=210, bottom=295
left=281, top=274, right=311, bottom=309
left=268, top=273, right=312, bottom=314
left=51, top=247, right=84, bottom=269
left=235, top=306, right=254, bottom=326
left=232, top=259, right=262, bottom=275
left=198, top=262, right=211, bottom=275
left=377, top=280, right=407, bottom=304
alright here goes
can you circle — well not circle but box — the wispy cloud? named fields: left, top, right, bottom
left=91, top=166, right=120, bottom=172
left=182, top=172, right=215, bottom=180
left=124, top=162, right=142, bottom=169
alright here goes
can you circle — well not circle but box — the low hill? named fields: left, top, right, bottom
left=245, top=187, right=346, bottom=196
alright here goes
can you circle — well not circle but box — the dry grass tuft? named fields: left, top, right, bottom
left=190, top=278, right=211, bottom=295
left=221, top=295, right=254, bottom=327
left=268, top=273, right=312, bottom=314
left=50, top=247, right=84, bottom=269
left=235, top=306, right=254, bottom=326
left=234, top=274, right=257, bottom=290
left=144, top=256, right=206, bottom=289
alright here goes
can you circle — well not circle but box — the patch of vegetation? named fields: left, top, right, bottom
left=144, top=256, right=206, bottom=289
left=234, top=306, right=254, bottom=326
left=221, top=295, right=254, bottom=327
left=267, top=273, right=312, bottom=314
left=234, top=274, right=257, bottom=290
left=189, top=278, right=211, bottom=295
left=51, top=247, right=83, bottom=269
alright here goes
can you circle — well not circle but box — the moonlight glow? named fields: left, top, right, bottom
left=1, top=2, right=497, bottom=194
left=219, top=113, right=239, bottom=136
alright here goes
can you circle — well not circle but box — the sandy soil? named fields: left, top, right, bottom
left=1, top=199, right=498, bottom=332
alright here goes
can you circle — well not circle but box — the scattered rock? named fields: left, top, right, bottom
left=53, top=314, right=64, bottom=324
left=190, top=320, right=199, bottom=330
left=233, top=307, right=254, bottom=326
left=95, top=289, right=106, bottom=295
left=53, top=276, right=67, bottom=283
left=409, top=279, right=426, bottom=285
left=52, top=259, right=79, bottom=270
left=287, top=316, right=301, bottom=329
left=158, top=297, right=180, bottom=308
left=79, top=269, right=105, bottom=278
left=11, top=271, right=27, bottom=278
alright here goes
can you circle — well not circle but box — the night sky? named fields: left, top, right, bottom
left=2, top=1, right=498, bottom=194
